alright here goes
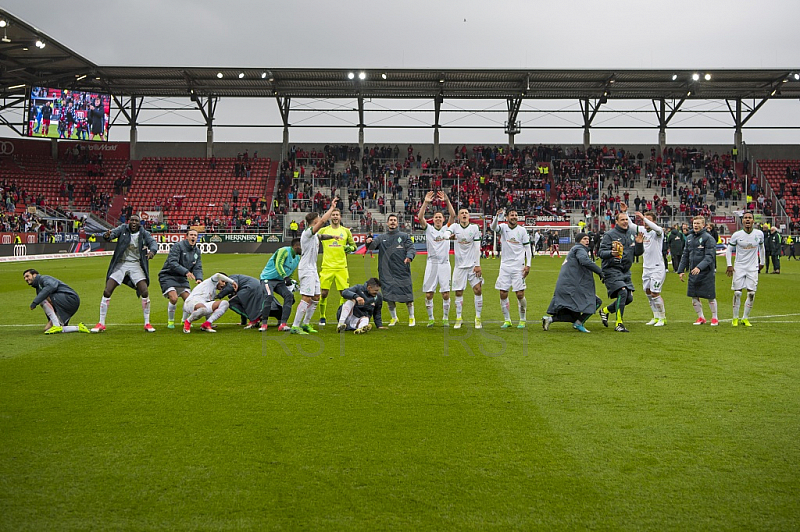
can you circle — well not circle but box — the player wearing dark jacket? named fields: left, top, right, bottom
left=678, top=216, right=719, bottom=325
left=598, top=211, right=644, bottom=332
left=336, top=278, right=385, bottom=333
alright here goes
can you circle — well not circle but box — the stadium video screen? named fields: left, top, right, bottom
left=25, top=86, right=111, bottom=141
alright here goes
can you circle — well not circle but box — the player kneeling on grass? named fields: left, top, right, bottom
left=158, top=229, right=203, bottom=329
left=24, top=269, right=89, bottom=334
left=182, top=273, right=238, bottom=333
left=91, top=215, right=158, bottom=333
left=542, top=233, right=604, bottom=333
left=336, top=278, right=387, bottom=334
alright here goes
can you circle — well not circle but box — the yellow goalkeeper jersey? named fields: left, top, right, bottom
left=318, top=225, right=355, bottom=270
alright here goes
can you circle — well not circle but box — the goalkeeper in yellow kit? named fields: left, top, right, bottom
left=317, top=208, right=357, bottom=326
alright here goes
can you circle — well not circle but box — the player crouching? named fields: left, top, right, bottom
left=336, top=278, right=387, bottom=334
left=182, top=273, right=238, bottom=333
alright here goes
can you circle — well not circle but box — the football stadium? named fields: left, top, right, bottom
left=1, top=5, right=799, bottom=530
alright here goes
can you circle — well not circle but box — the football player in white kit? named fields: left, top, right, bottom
left=490, top=208, right=532, bottom=328
left=633, top=210, right=668, bottom=326
left=417, top=191, right=455, bottom=327
left=291, top=199, right=340, bottom=335
left=449, top=206, right=484, bottom=329
left=725, top=211, right=765, bottom=327
left=182, top=273, right=238, bottom=333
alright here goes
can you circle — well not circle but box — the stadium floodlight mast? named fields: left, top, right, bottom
left=238, top=72, right=244, bottom=79
left=0, top=18, right=7, bottom=27
left=347, top=72, right=355, bottom=80
left=358, top=72, right=366, bottom=80
left=35, top=39, right=45, bottom=49
left=704, top=73, right=712, bottom=81
left=217, top=72, right=223, bottom=78
left=692, top=73, right=700, bottom=81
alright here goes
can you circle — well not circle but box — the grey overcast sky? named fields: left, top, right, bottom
left=4, top=0, right=800, bottom=145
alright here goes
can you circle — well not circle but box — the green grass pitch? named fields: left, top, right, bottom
left=1, top=253, right=798, bottom=530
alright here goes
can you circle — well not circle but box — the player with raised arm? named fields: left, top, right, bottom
left=158, top=229, right=203, bottom=329
left=418, top=191, right=455, bottom=327
left=24, top=269, right=89, bottom=334
left=182, top=273, right=238, bottom=333
left=91, top=215, right=158, bottom=333
left=316, top=208, right=356, bottom=326
left=291, top=199, right=339, bottom=335
left=490, top=208, right=532, bottom=329
left=726, top=211, right=765, bottom=327
left=449, top=206, right=484, bottom=329
left=632, top=210, right=668, bottom=326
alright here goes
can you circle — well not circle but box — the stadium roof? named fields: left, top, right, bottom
left=1, top=9, right=798, bottom=102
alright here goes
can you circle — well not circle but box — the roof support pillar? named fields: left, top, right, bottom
left=505, top=97, right=522, bottom=149
left=357, top=95, right=365, bottom=161
left=276, top=96, right=291, bottom=161
left=433, top=93, right=442, bottom=160
left=129, top=97, right=143, bottom=160
left=657, top=99, right=667, bottom=156
left=734, top=99, right=743, bottom=153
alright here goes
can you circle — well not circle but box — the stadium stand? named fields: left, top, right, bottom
left=124, top=155, right=278, bottom=229
left=757, top=159, right=800, bottom=226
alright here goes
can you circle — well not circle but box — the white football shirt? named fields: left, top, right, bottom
left=425, top=224, right=452, bottom=264
left=633, top=220, right=665, bottom=272
left=727, top=229, right=765, bottom=271
left=298, top=227, right=320, bottom=272
left=450, top=223, right=481, bottom=269
left=496, top=223, right=530, bottom=269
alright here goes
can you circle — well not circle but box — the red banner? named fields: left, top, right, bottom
left=0, top=137, right=130, bottom=159
left=0, top=137, right=51, bottom=157
left=0, top=232, right=39, bottom=244
left=57, top=141, right=130, bottom=159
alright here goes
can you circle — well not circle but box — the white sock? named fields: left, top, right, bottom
left=357, top=317, right=369, bottom=329
left=339, top=300, right=355, bottom=325
left=188, top=307, right=207, bottom=323
left=425, top=298, right=434, bottom=319
left=208, top=300, right=229, bottom=323
left=743, top=292, right=755, bottom=319
left=518, top=297, right=527, bottom=321
left=647, top=295, right=657, bottom=317
left=652, top=295, right=665, bottom=319
left=62, top=325, right=79, bottom=333
left=42, top=301, right=61, bottom=327
left=99, top=296, right=110, bottom=325
left=475, top=294, right=483, bottom=318
left=443, top=299, right=451, bottom=320
left=388, top=302, right=397, bottom=320
left=142, top=297, right=151, bottom=324
left=708, top=299, right=718, bottom=320
left=501, top=297, right=511, bottom=321
left=303, top=300, right=318, bottom=325
left=168, top=302, right=177, bottom=322
left=182, top=309, right=189, bottom=322
left=732, top=290, right=742, bottom=319
left=293, top=300, right=309, bottom=328
left=407, top=302, right=414, bottom=320
left=455, top=296, right=463, bottom=318
left=692, top=297, right=704, bottom=319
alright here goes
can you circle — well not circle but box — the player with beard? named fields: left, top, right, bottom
left=449, top=206, right=484, bottom=329
left=366, top=214, right=416, bottom=326
left=24, top=269, right=89, bottom=334
left=91, top=215, right=158, bottom=333
left=316, top=207, right=356, bottom=326
left=490, top=208, right=532, bottom=328
left=417, top=191, right=455, bottom=327
left=598, top=211, right=644, bottom=332
left=158, top=229, right=203, bottom=329
left=726, top=211, right=765, bottom=327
